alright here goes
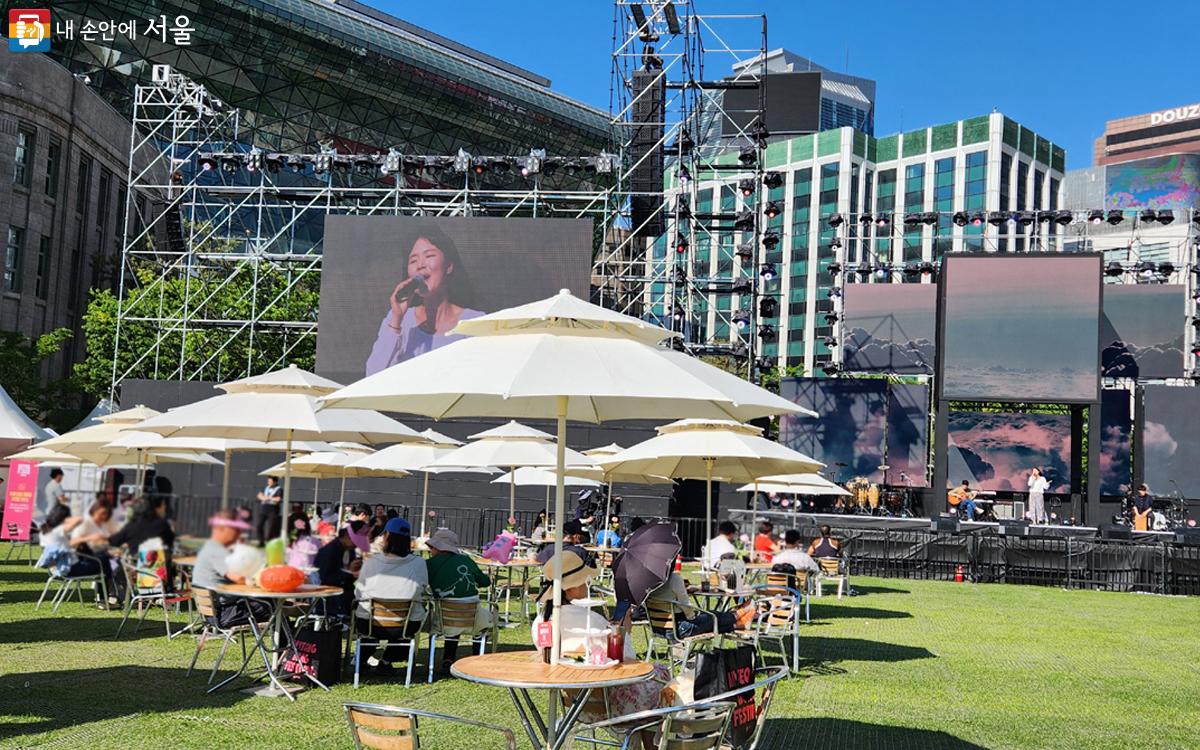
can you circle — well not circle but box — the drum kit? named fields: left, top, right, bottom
left=841, top=465, right=914, bottom=517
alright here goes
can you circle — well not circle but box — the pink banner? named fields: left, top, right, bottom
left=2, top=459, right=39, bottom=541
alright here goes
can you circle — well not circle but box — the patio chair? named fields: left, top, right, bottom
left=4, top=532, right=38, bottom=565
left=765, top=571, right=810, bottom=623
left=114, top=555, right=193, bottom=639
left=644, top=599, right=718, bottom=675
left=34, top=551, right=108, bottom=613
left=343, top=701, right=517, bottom=750
left=733, top=584, right=804, bottom=672
left=187, top=587, right=259, bottom=689
left=815, top=557, right=847, bottom=599
left=350, top=597, right=427, bottom=688
left=568, top=701, right=736, bottom=750
left=425, top=596, right=493, bottom=683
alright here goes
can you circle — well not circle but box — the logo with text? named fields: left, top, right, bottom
left=9, top=9, right=50, bottom=51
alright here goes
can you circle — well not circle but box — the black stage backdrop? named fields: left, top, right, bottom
left=842, top=283, right=936, bottom=375
left=886, top=383, right=930, bottom=487
left=946, top=411, right=1072, bottom=493
left=1100, top=285, right=1185, bottom=379
left=1099, top=389, right=1133, bottom=498
left=1142, top=385, right=1200, bottom=499
left=941, top=255, right=1102, bottom=402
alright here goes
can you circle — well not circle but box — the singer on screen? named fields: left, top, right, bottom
left=365, top=230, right=483, bottom=375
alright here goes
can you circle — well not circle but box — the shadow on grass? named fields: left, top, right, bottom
left=847, top=584, right=911, bottom=595
left=0, top=666, right=254, bottom=742
left=762, top=718, right=987, bottom=749
left=809, top=603, right=912, bottom=621
left=0, top=567, right=51, bottom=582
left=796, top=636, right=935, bottom=676
left=0, top=615, right=171, bottom=643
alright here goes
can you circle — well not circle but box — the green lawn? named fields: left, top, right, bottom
left=1, top=559, right=1197, bottom=749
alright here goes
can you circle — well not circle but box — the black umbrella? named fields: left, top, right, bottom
left=612, top=522, right=681, bottom=607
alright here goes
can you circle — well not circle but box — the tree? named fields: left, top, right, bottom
left=0, top=328, right=81, bottom=432
left=75, top=259, right=320, bottom=399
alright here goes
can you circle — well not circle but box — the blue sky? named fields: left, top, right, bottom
left=384, top=0, right=1195, bottom=169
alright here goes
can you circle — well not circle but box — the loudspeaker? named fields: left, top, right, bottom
left=998, top=519, right=1029, bottom=537
left=1100, top=523, right=1132, bottom=541
left=629, top=69, right=664, bottom=239
left=931, top=517, right=959, bottom=533
left=670, top=478, right=720, bottom=558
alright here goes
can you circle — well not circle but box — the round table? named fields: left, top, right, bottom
left=213, top=583, right=342, bottom=700
left=686, top=586, right=755, bottom=612
left=453, top=650, right=655, bottom=750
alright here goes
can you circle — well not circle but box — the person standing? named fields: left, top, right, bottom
left=1131, top=484, right=1153, bottom=532
left=38, top=468, right=68, bottom=524
left=1027, top=468, right=1050, bottom=525
left=255, top=475, right=282, bottom=544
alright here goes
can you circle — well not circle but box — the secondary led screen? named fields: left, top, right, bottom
left=1100, top=285, right=1185, bottom=379
left=941, top=255, right=1102, bottom=403
left=842, top=283, right=937, bottom=375
left=886, top=383, right=930, bottom=488
left=1142, top=385, right=1200, bottom=499
left=1099, top=389, right=1133, bottom=498
left=1105, top=153, right=1200, bottom=210
left=946, top=411, right=1073, bottom=493
left=780, top=378, right=887, bottom=484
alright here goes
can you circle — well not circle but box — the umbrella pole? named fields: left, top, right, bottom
left=509, top=470, right=516, bottom=528
left=602, top=478, right=613, bottom=549
left=338, top=473, right=347, bottom=530
left=280, top=429, right=293, bottom=545
left=705, top=458, right=714, bottom=563
left=544, top=485, right=550, bottom=528
left=313, top=477, right=320, bottom=518
left=548, top=395, right=569, bottom=747
left=420, top=471, right=430, bottom=537
left=220, top=449, right=232, bottom=510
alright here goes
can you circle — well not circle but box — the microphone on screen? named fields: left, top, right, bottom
left=393, top=273, right=428, bottom=304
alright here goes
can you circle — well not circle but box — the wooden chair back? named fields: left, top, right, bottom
left=660, top=703, right=732, bottom=750
left=370, top=598, right=415, bottom=633
left=645, top=598, right=675, bottom=635
left=346, top=705, right=419, bottom=750
left=817, top=558, right=841, bottom=575
left=434, top=598, right=478, bottom=633
left=193, top=587, right=216, bottom=619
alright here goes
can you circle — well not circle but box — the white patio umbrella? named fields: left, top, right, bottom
left=490, top=467, right=601, bottom=531
left=735, top=473, right=852, bottom=496
left=322, top=289, right=809, bottom=686
left=347, top=429, right=493, bottom=537
left=134, top=366, right=424, bottom=542
left=259, top=444, right=400, bottom=522
left=595, top=419, right=824, bottom=558
left=576, top=443, right=674, bottom=549
left=428, top=421, right=593, bottom=527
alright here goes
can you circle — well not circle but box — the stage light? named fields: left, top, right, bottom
left=903, top=213, right=923, bottom=228
left=1157, top=209, right=1175, bottom=225
left=822, top=362, right=841, bottom=375
left=197, top=153, right=218, bottom=171
left=732, top=310, right=750, bottom=330
left=987, top=211, right=1007, bottom=226
left=876, top=213, right=891, bottom=228
left=668, top=129, right=694, bottom=156
left=970, top=212, right=985, bottom=226
left=674, top=235, right=689, bottom=254
left=520, top=149, right=544, bottom=177
left=737, top=146, right=757, bottom=166
left=855, top=265, right=874, bottom=279
left=764, top=201, right=783, bottom=219
left=1015, top=210, right=1035, bottom=227
left=1192, top=342, right=1200, bottom=357
left=762, top=230, right=780, bottom=249
left=828, top=214, right=844, bottom=228
left=1139, top=208, right=1158, bottom=224
left=828, top=262, right=842, bottom=276
left=738, top=179, right=756, bottom=197
left=1087, top=209, right=1104, bottom=224
left=831, top=237, right=842, bottom=249
left=920, top=261, right=936, bottom=276
left=731, top=278, right=752, bottom=295
left=1054, top=210, right=1074, bottom=226
left=822, top=336, right=838, bottom=347
left=823, top=312, right=839, bottom=325
left=1107, top=210, right=1124, bottom=225
left=735, top=243, right=754, bottom=262
left=1193, top=212, right=1200, bottom=227
left=952, top=211, right=969, bottom=227
left=751, top=122, right=770, bottom=146
left=762, top=171, right=783, bottom=189
left=452, top=149, right=472, bottom=173
left=859, top=213, right=873, bottom=225
left=1036, top=210, right=1053, bottom=224
left=672, top=303, right=685, bottom=322
left=490, top=158, right=511, bottom=175
left=382, top=149, right=401, bottom=175
left=596, top=152, right=619, bottom=173
left=673, top=266, right=687, bottom=284
left=471, top=157, right=488, bottom=175
left=263, top=153, right=285, bottom=174
left=1105, top=262, right=1124, bottom=277
left=332, top=156, right=352, bottom=174
left=730, top=343, right=749, bottom=359
left=674, top=199, right=692, bottom=219
left=903, top=263, right=921, bottom=278
left=758, top=324, right=777, bottom=342
left=246, top=148, right=263, bottom=172
left=220, top=155, right=240, bottom=173
left=734, top=211, right=755, bottom=231
left=829, top=287, right=843, bottom=299
left=759, top=297, right=779, bottom=318
left=353, top=156, right=377, bottom=176
left=1158, top=262, right=1176, bottom=277
left=875, top=265, right=891, bottom=280
left=1138, top=261, right=1158, bottom=280
left=314, top=152, right=332, bottom=174
left=283, top=155, right=306, bottom=173
left=921, top=211, right=939, bottom=226
left=759, top=262, right=777, bottom=281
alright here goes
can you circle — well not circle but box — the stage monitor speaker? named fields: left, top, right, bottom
left=931, top=517, right=959, bottom=534
left=998, top=519, right=1029, bottom=537
left=630, top=69, right=665, bottom=239
left=1174, top=528, right=1200, bottom=546
left=1100, top=523, right=1132, bottom=541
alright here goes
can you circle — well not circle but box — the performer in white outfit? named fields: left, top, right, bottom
left=1027, top=468, right=1050, bottom=524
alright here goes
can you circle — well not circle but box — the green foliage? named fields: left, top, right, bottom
left=75, top=260, right=320, bottom=398
left=0, top=328, right=81, bottom=432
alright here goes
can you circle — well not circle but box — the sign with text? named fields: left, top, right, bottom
left=2, top=459, right=39, bottom=541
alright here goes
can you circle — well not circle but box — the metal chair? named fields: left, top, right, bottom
left=644, top=599, right=717, bottom=675
left=34, top=552, right=108, bottom=613
left=186, top=587, right=258, bottom=689
left=114, top=556, right=192, bottom=639
left=350, top=597, right=426, bottom=688
left=815, top=557, right=847, bottom=598
left=425, top=596, right=492, bottom=683
left=733, top=583, right=804, bottom=673
left=569, top=701, right=735, bottom=750
left=765, top=571, right=810, bottom=623
left=343, top=701, right=517, bottom=750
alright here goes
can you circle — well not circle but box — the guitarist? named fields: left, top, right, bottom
left=948, top=480, right=979, bottom=521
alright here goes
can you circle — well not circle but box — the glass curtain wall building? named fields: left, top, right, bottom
left=666, top=112, right=1065, bottom=374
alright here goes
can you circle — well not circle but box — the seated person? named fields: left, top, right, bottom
left=70, top=502, right=121, bottom=604
left=37, top=505, right=101, bottom=581
left=192, top=510, right=271, bottom=627
left=702, top=520, right=739, bottom=569
left=287, top=519, right=321, bottom=570
left=315, top=525, right=361, bottom=617
left=533, top=550, right=670, bottom=746
left=109, top=495, right=175, bottom=557
left=595, top=517, right=622, bottom=548
left=530, top=511, right=549, bottom=543
left=316, top=508, right=338, bottom=538
left=948, top=480, right=980, bottom=521
left=346, top=504, right=373, bottom=553
left=354, top=517, right=428, bottom=676
left=535, top=519, right=590, bottom=564
left=807, top=524, right=842, bottom=559
left=425, top=528, right=491, bottom=678
left=646, top=570, right=734, bottom=638
left=753, top=521, right=779, bottom=563
left=772, top=529, right=820, bottom=576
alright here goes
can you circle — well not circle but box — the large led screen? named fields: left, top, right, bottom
left=941, top=255, right=1102, bottom=403
left=946, top=411, right=1072, bottom=493
left=1105, top=154, right=1200, bottom=210
left=1142, top=385, right=1200, bottom=499
left=886, top=383, right=930, bottom=487
left=780, top=379, right=887, bottom=484
left=316, top=216, right=592, bottom=383
left=842, top=283, right=937, bottom=374
left=1099, top=389, right=1133, bottom=498
left=1100, top=285, right=1185, bottom=379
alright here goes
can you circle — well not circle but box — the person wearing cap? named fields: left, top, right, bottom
left=533, top=550, right=670, bottom=743
left=193, top=509, right=271, bottom=628
left=535, top=518, right=589, bottom=564
left=426, top=528, right=491, bottom=678
left=354, top=517, right=428, bottom=676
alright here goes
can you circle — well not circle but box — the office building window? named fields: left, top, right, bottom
left=1016, top=161, right=1030, bottom=252
left=35, top=235, right=51, bottom=300
left=45, top=138, right=62, bottom=197
left=903, top=163, right=925, bottom=264
left=875, top=169, right=896, bottom=261
left=76, top=156, right=92, bottom=221
left=68, top=220, right=83, bottom=310
left=817, top=163, right=839, bottom=265
left=964, top=151, right=986, bottom=252
left=4, top=227, right=23, bottom=292
left=933, top=157, right=955, bottom=259
left=98, top=170, right=112, bottom=237
left=14, top=127, right=34, bottom=187
left=999, top=154, right=1013, bottom=252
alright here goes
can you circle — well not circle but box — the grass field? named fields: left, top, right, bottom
left=1, top=558, right=1197, bottom=749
